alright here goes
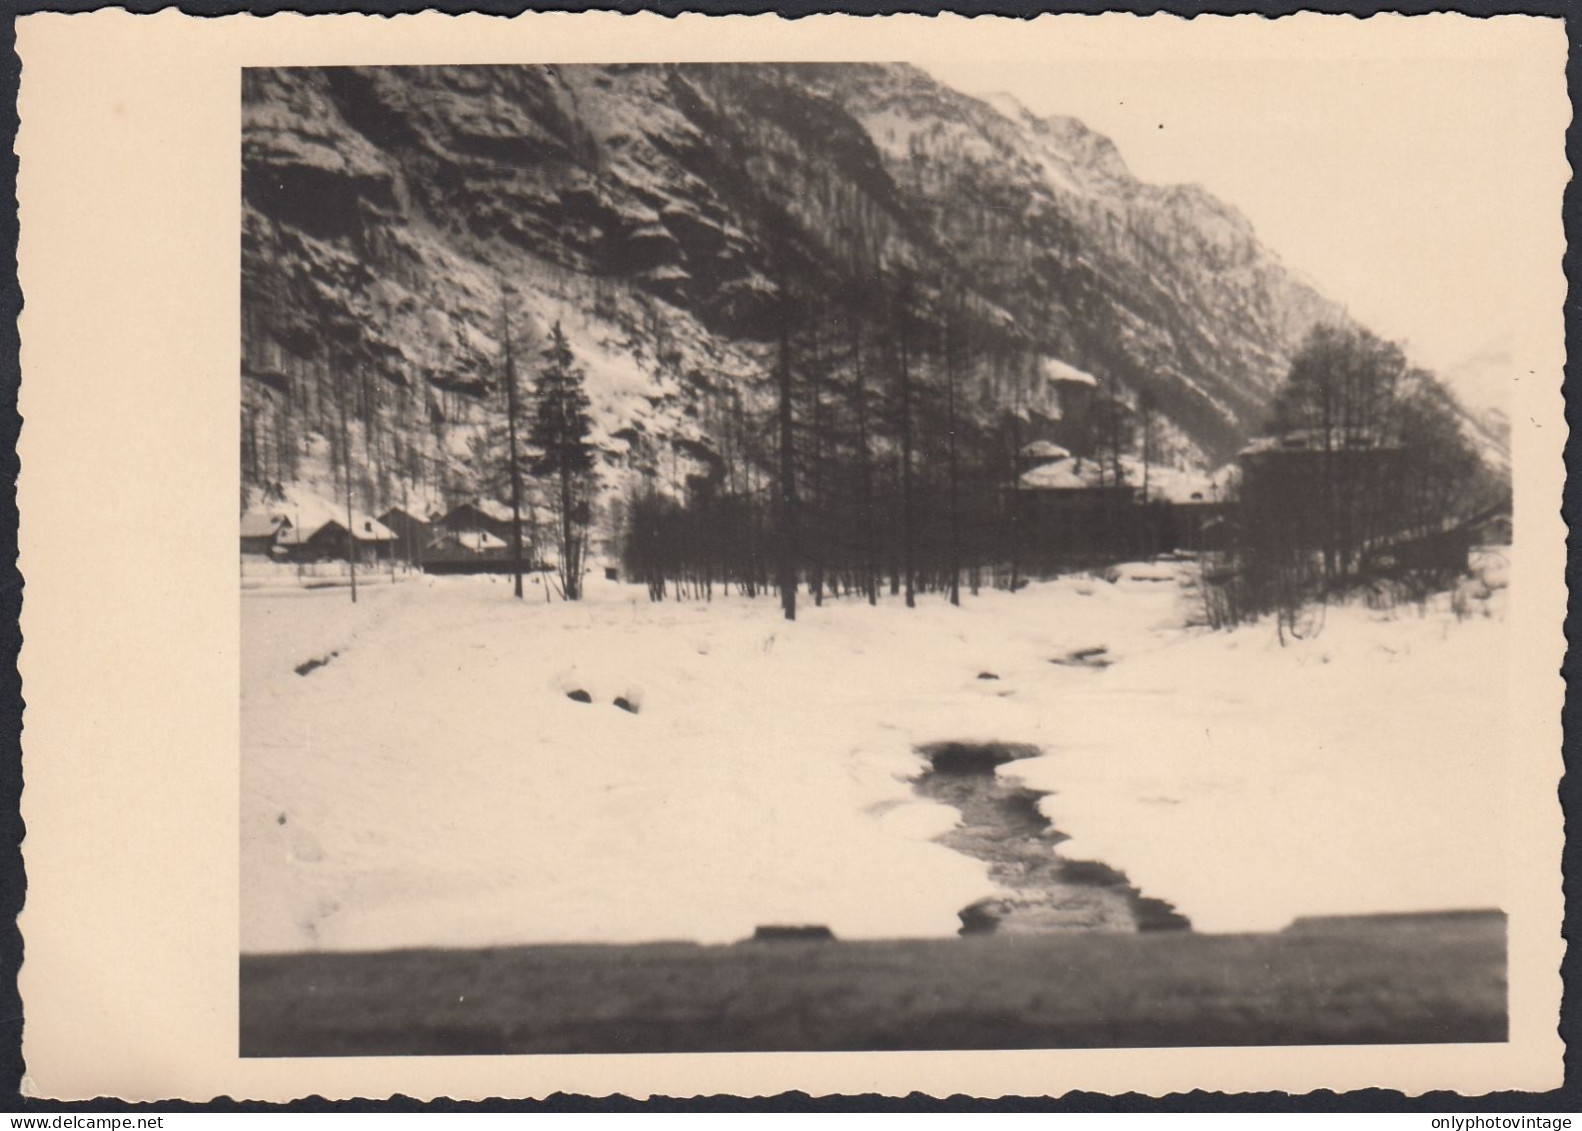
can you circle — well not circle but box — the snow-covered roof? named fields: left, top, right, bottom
left=1239, top=429, right=1398, bottom=458
left=451, top=529, right=508, bottom=553
left=467, top=499, right=517, bottom=524
left=1019, top=456, right=1112, bottom=491
left=379, top=506, right=429, bottom=526
left=265, top=489, right=397, bottom=543
left=1037, top=357, right=1099, bottom=387
left=240, top=512, right=289, bottom=538
left=1019, top=454, right=1220, bottom=501
left=276, top=509, right=396, bottom=545
left=348, top=518, right=397, bottom=543
left=1021, top=440, right=1072, bottom=461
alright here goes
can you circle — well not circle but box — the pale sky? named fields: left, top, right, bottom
left=919, top=16, right=1566, bottom=409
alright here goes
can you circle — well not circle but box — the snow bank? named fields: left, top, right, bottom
left=1014, top=582, right=1509, bottom=933
left=243, top=564, right=1509, bottom=952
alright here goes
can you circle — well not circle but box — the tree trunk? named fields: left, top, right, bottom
left=503, top=297, right=526, bottom=600
left=1007, top=352, right=1022, bottom=593
left=944, top=305, right=961, bottom=607
left=852, top=313, right=877, bottom=606
left=810, top=318, right=825, bottom=608
left=776, top=317, right=798, bottom=622
left=897, top=285, right=915, bottom=610
left=559, top=467, right=578, bottom=601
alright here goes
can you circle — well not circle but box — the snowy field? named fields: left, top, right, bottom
left=241, top=558, right=1509, bottom=954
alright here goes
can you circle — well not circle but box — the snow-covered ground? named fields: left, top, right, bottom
left=242, top=557, right=1509, bottom=953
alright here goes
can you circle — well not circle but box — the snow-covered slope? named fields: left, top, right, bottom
left=1440, top=334, right=1515, bottom=471
left=243, top=561, right=1508, bottom=952
left=241, top=63, right=1354, bottom=520
left=822, top=71, right=1345, bottom=450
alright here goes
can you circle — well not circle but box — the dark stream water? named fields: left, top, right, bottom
left=912, top=741, right=1190, bottom=935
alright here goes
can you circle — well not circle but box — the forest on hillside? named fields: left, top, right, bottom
left=240, top=63, right=1504, bottom=621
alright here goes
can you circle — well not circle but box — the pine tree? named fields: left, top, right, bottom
left=531, top=320, right=596, bottom=601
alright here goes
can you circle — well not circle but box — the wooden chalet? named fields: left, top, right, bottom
left=423, top=502, right=548, bottom=575
left=277, top=513, right=398, bottom=565
left=438, top=500, right=525, bottom=543
left=1012, top=454, right=1143, bottom=566
left=240, top=512, right=292, bottom=557
left=377, top=507, right=431, bottom=566
left=1012, top=451, right=1228, bottom=566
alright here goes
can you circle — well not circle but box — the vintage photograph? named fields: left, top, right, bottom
left=236, top=58, right=1520, bottom=1057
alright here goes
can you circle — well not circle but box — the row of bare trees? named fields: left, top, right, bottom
left=619, top=248, right=1051, bottom=620
left=1206, top=324, right=1502, bottom=635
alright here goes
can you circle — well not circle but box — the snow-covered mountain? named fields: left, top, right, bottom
left=1439, top=334, right=1514, bottom=471
left=241, top=63, right=1352, bottom=516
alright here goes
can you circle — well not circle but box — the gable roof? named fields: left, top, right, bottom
left=1021, top=439, right=1072, bottom=461
left=438, top=529, right=508, bottom=553
left=443, top=499, right=519, bottom=525
left=470, top=499, right=517, bottom=524
left=277, top=514, right=397, bottom=545
left=379, top=506, right=429, bottom=526
left=240, top=512, right=290, bottom=539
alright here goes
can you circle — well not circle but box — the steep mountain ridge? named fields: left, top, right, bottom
left=240, top=62, right=1352, bottom=520
left=822, top=65, right=1344, bottom=443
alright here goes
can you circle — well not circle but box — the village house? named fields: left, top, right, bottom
left=1131, top=461, right=1232, bottom=553
left=377, top=506, right=431, bottom=566
left=1012, top=450, right=1140, bottom=567
left=275, top=513, right=398, bottom=566
left=421, top=500, right=543, bottom=574
left=239, top=512, right=292, bottom=558
left=427, top=527, right=509, bottom=556
left=1012, top=445, right=1226, bottom=566
left=438, top=500, right=531, bottom=545
left=1017, top=439, right=1073, bottom=473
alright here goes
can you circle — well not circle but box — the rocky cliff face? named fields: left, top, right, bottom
left=240, top=63, right=1347, bottom=516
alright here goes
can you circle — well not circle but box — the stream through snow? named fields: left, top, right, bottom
left=912, top=741, right=1190, bottom=934
left=242, top=563, right=1508, bottom=953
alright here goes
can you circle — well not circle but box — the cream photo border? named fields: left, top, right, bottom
left=15, top=9, right=1569, bottom=1100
